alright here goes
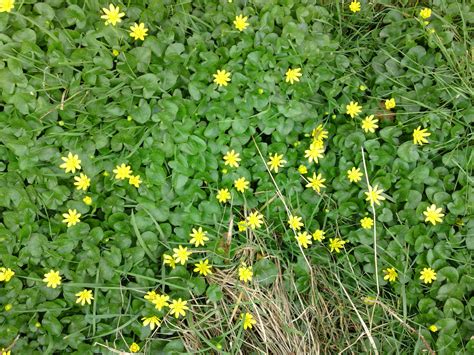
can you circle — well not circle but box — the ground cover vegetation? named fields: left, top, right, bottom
left=0, top=0, right=473, bottom=354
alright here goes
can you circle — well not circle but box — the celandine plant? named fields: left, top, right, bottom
left=0, top=0, right=472, bottom=353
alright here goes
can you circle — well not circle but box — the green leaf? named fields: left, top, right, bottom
left=206, top=284, right=223, bottom=302
left=436, top=283, right=464, bottom=301
left=443, top=298, right=464, bottom=316
left=437, top=267, right=459, bottom=283
left=42, top=315, right=63, bottom=336
left=414, top=234, right=433, bottom=252
left=397, top=142, right=419, bottom=163
left=188, top=82, right=202, bottom=101
left=380, top=126, right=402, bottom=145
left=378, top=208, right=393, bottom=223
left=131, top=211, right=156, bottom=260
left=188, top=277, right=207, bottom=296
left=132, top=73, right=158, bottom=99
left=164, top=43, right=185, bottom=59
left=158, top=69, right=178, bottom=91
left=253, top=259, right=278, bottom=286
left=408, top=165, right=429, bottom=184
left=162, top=339, right=185, bottom=353
left=418, top=298, right=436, bottom=313
left=34, top=3, right=55, bottom=21
left=130, top=101, right=151, bottom=124
left=345, top=132, right=365, bottom=148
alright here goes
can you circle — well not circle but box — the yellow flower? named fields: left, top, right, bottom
left=144, top=290, right=158, bottom=301
left=0, top=267, right=15, bottom=282
left=349, top=1, right=361, bottom=13
left=233, top=14, right=249, bottom=31
left=241, top=312, right=257, bottom=330
left=213, top=69, right=231, bottom=87
left=169, top=298, right=189, bottom=318
left=129, top=22, right=148, bottom=41
left=310, top=138, right=324, bottom=150
left=268, top=153, right=286, bottom=172
left=216, top=188, right=231, bottom=203
left=62, top=209, right=81, bottom=227
left=113, top=163, right=132, bottom=180
left=360, top=217, right=374, bottom=229
left=43, top=270, right=62, bottom=288
left=101, top=4, right=125, bottom=26
left=285, top=68, right=302, bottom=84
left=1, top=349, right=11, bottom=355
left=329, top=238, right=347, bottom=253
left=142, top=315, right=161, bottom=330
left=385, top=98, right=396, bottom=110
left=0, top=0, right=15, bottom=13
left=237, top=220, right=247, bottom=232
left=311, top=124, right=328, bottom=141
left=234, top=177, right=250, bottom=193
left=172, top=245, right=191, bottom=265
left=298, top=165, right=308, bottom=174
left=60, top=152, right=81, bottom=173
left=365, top=185, right=386, bottom=206
left=429, top=325, right=438, bottom=332
left=304, top=142, right=324, bottom=164
left=423, top=204, right=444, bottom=225
left=383, top=268, right=398, bottom=282
left=312, top=229, right=325, bottom=242
left=246, top=211, right=264, bottom=230
left=75, top=289, right=94, bottom=306
left=347, top=167, right=363, bottom=183
left=238, top=265, right=253, bottom=283
left=346, top=101, right=362, bottom=118
left=419, top=8, right=432, bottom=19
left=189, top=227, right=209, bottom=247
left=129, top=342, right=140, bottom=353
left=112, top=49, right=120, bottom=56
left=129, top=175, right=142, bottom=188
left=152, top=294, right=170, bottom=311
left=83, top=196, right=92, bottom=205
left=296, top=231, right=312, bottom=248
left=305, top=172, right=326, bottom=193
left=420, top=267, right=437, bottom=284
left=4, top=304, right=12, bottom=311
left=288, top=215, right=304, bottom=231
left=361, top=115, right=378, bottom=133
left=223, top=150, right=241, bottom=168
left=74, top=173, right=90, bottom=191
left=194, top=259, right=212, bottom=276
left=413, top=126, right=431, bottom=145
left=359, top=85, right=367, bottom=91
left=163, top=254, right=176, bottom=269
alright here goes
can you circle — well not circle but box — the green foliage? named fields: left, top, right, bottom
left=0, top=0, right=473, bottom=354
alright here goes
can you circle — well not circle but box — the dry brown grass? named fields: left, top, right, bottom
left=177, top=260, right=368, bottom=354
